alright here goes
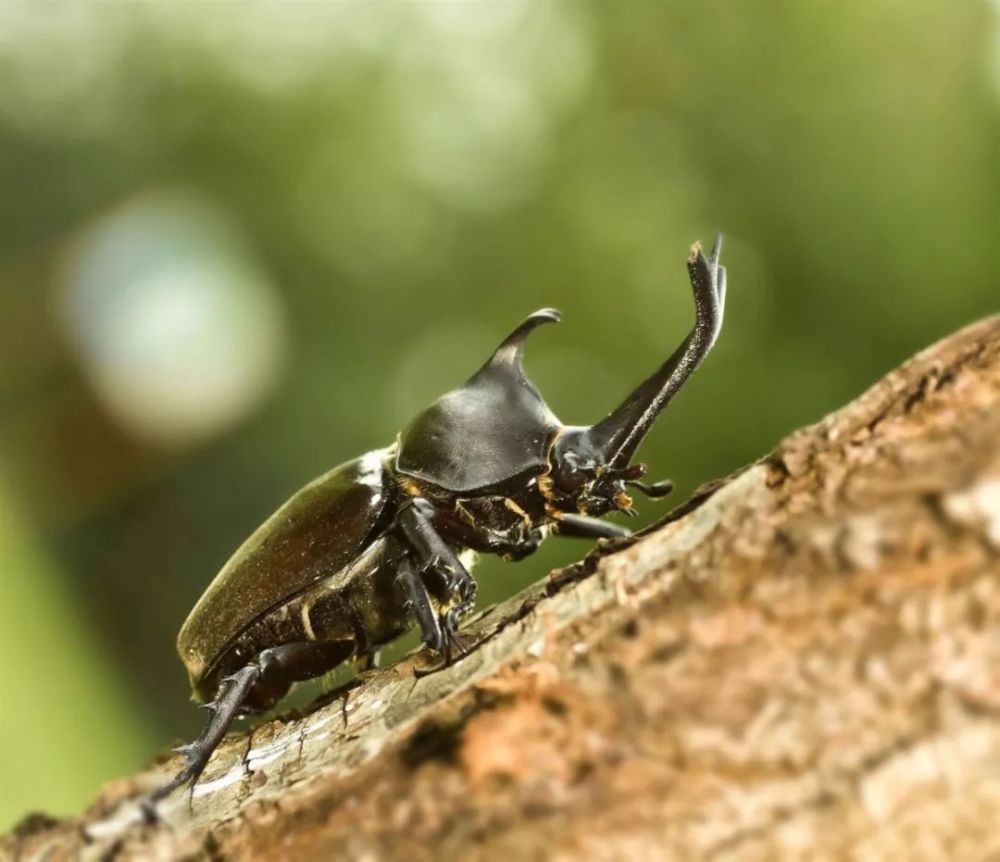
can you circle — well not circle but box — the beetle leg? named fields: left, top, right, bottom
left=443, top=575, right=478, bottom=654
left=395, top=553, right=444, bottom=652
left=395, top=498, right=477, bottom=659
left=396, top=498, right=477, bottom=607
left=552, top=513, right=632, bottom=541
left=412, top=593, right=475, bottom=678
left=140, top=662, right=261, bottom=821
left=141, top=640, right=355, bottom=820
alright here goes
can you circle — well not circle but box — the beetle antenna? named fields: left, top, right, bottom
left=627, top=478, right=675, bottom=499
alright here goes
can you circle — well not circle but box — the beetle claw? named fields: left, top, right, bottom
left=412, top=608, right=470, bottom=679
left=448, top=630, right=470, bottom=656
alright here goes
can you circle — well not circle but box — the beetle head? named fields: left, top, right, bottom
left=545, top=427, right=648, bottom=517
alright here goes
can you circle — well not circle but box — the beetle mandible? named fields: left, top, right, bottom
left=143, top=235, right=726, bottom=814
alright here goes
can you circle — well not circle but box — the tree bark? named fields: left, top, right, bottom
left=6, top=316, right=999, bottom=862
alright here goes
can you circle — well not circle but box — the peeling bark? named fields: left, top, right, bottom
left=5, top=316, right=999, bottom=862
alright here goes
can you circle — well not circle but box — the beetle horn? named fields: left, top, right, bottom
left=479, top=307, right=561, bottom=375
left=584, top=235, right=727, bottom=468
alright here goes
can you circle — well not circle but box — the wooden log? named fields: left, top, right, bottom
left=5, top=316, right=998, bottom=862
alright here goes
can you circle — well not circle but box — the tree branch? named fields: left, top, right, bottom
left=7, top=316, right=999, bottom=862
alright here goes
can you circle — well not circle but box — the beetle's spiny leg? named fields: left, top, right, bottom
left=413, top=620, right=459, bottom=677
left=445, top=602, right=472, bottom=636
left=393, top=497, right=479, bottom=676
left=444, top=608, right=471, bottom=654
left=445, top=628, right=469, bottom=658
left=172, top=741, right=198, bottom=759
left=140, top=663, right=261, bottom=823
left=395, top=553, right=444, bottom=652
left=395, top=497, right=478, bottom=620
left=553, top=513, right=632, bottom=541
left=413, top=596, right=474, bottom=678
left=457, top=570, right=478, bottom=605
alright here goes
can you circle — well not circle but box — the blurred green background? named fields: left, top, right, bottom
left=1, top=1, right=997, bottom=831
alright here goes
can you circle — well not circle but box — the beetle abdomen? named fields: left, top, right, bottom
left=177, top=449, right=394, bottom=693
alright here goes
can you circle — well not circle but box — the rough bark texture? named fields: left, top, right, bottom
left=5, top=316, right=999, bottom=862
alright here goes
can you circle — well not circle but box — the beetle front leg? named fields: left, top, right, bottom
left=394, top=552, right=444, bottom=652
left=395, top=498, right=477, bottom=658
left=443, top=576, right=478, bottom=654
left=552, top=513, right=632, bottom=541
left=140, top=640, right=353, bottom=820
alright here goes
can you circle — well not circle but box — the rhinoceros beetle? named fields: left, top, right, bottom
left=142, top=235, right=726, bottom=815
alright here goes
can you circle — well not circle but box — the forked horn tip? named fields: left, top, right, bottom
left=688, top=233, right=724, bottom=265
